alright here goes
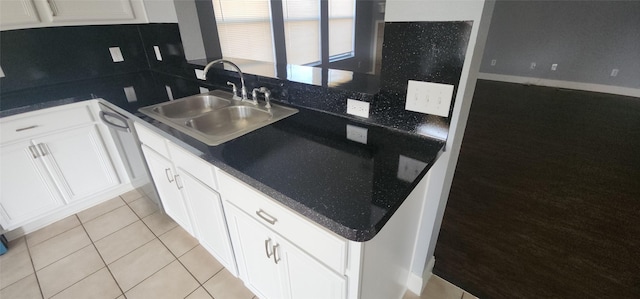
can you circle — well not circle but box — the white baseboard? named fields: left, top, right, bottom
left=478, top=73, right=640, bottom=98
left=406, top=256, right=436, bottom=295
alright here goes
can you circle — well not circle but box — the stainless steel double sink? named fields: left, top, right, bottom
left=139, top=90, right=298, bottom=146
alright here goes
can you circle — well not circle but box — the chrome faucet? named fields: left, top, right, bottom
left=202, top=59, right=249, bottom=102
left=252, top=87, right=272, bottom=109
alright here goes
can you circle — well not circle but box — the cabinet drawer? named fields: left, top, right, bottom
left=218, top=170, right=348, bottom=274
left=167, top=141, right=217, bottom=191
left=1, top=103, right=94, bottom=143
left=134, top=122, right=170, bottom=158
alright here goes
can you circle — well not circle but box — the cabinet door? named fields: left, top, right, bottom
left=0, top=141, right=63, bottom=229
left=34, top=125, right=120, bottom=203
left=225, top=204, right=284, bottom=299
left=0, top=0, right=40, bottom=28
left=178, top=168, right=236, bottom=274
left=47, top=0, right=135, bottom=22
left=282, top=241, right=347, bottom=299
left=141, top=145, right=193, bottom=233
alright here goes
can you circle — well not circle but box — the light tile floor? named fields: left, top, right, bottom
left=1, top=189, right=473, bottom=299
left=0, top=189, right=256, bottom=299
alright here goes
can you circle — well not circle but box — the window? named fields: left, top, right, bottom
left=212, top=0, right=275, bottom=62
left=212, top=0, right=355, bottom=66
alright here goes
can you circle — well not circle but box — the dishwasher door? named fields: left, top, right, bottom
left=99, top=103, right=162, bottom=208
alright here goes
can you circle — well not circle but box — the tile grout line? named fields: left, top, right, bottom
left=24, top=224, right=48, bottom=299
left=154, top=227, right=206, bottom=297
left=77, top=217, right=126, bottom=299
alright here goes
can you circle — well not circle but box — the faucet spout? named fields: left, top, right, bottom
left=202, top=59, right=248, bottom=101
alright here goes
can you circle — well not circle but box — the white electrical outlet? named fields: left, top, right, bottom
left=611, top=69, right=619, bottom=77
left=551, top=64, right=558, bottom=71
left=490, top=59, right=496, bottom=66
left=397, top=155, right=427, bottom=182
left=530, top=62, right=536, bottom=70
left=153, top=45, right=163, bottom=61
left=195, top=69, right=206, bottom=80
left=346, top=99, right=370, bottom=118
left=123, top=86, right=137, bottom=102
left=199, top=87, right=209, bottom=94
left=165, top=85, right=174, bottom=100
left=109, top=47, right=124, bottom=62
left=346, top=124, right=368, bottom=144
left=405, top=80, right=454, bottom=117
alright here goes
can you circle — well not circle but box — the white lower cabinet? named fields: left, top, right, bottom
left=226, top=203, right=347, bottom=299
left=177, top=168, right=235, bottom=271
left=0, top=140, right=64, bottom=228
left=34, top=124, right=120, bottom=202
left=136, top=123, right=237, bottom=274
left=0, top=102, right=127, bottom=231
left=140, top=145, right=193, bottom=234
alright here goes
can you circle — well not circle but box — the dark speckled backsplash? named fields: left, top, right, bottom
left=1, top=22, right=473, bottom=139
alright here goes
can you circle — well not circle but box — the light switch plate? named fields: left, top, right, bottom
left=405, top=80, right=454, bottom=117
left=153, top=46, right=163, bottom=61
left=109, top=47, right=124, bottom=62
left=195, top=69, right=206, bottom=80
left=346, top=98, right=370, bottom=118
left=346, top=124, right=368, bottom=144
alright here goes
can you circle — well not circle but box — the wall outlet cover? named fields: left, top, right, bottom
left=109, top=47, right=124, bottom=62
left=153, top=45, right=163, bottom=61
left=123, top=86, right=137, bottom=102
left=405, top=80, right=454, bottom=117
left=346, top=99, right=370, bottom=118
left=346, top=124, right=368, bottom=144
left=195, top=69, right=206, bottom=80
left=397, top=155, right=428, bottom=183
left=199, top=87, right=209, bottom=94
left=165, top=85, right=174, bottom=100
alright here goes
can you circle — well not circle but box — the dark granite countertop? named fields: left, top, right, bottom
left=1, top=71, right=445, bottom=241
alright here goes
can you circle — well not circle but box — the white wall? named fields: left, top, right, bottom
left=384, top=0, right=495, bottom=294
left=479, top=1, right=640, bottom=97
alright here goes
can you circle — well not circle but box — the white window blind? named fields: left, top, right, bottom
left=213, top=0, right=275, bottom=62
left=328, top=0, right=355, bottom=59
left=282, top=0, right=321, bottom=65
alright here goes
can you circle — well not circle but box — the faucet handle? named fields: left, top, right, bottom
left=227, top=82, right=240, bottom=100
left=258, top=87, right=272, bottom=109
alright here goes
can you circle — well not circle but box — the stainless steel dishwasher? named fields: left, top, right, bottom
left=98, top=102, right=162, bottom=208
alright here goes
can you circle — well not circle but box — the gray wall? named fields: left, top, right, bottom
left=480, top=0, right=640, bottom=89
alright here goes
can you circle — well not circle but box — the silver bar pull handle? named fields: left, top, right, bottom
left=272, top=244, right=280, bottom=264
left=175, top=175, right=183, bottom=189
left=264, top=238, right=273, bottom=258
left=256, top=209, right=277, bottom=225
left=16, top=125, right=38, bottom=132
left=165, top=168, right=174, bottom=183
left=38, top=143, right=49, bottom=156
left=28, top=145, right=40, bottom=159
left=99, top=111, right=130, bottom=132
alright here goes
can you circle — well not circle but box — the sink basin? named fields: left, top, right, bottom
left=139, top=90, right=298, bottom=146
left=186, top=106, right=272, bottom=137
left=152, top=94, right=230, bottom=119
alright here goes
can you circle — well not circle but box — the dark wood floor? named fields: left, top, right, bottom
left=433, top=80, right=640, bottom=299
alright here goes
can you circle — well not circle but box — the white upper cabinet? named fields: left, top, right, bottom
left=0, top=0, right=149, bottom=31
left=0, top=0, right=40, bottom=28
left=47, top=0, right=135, bottom=22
